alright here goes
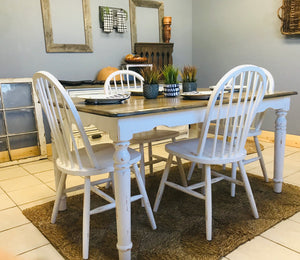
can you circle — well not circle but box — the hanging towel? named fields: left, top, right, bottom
left=103, top=8, right=113, bottom=33
left=117, top=9, right=127, bottom=33
left=113, top=9, right=118, bottom=29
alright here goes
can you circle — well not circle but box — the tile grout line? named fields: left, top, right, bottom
left=288, top=218, right=300, bottom=225
left=0, top=183, right=56, bottom=212
left=17, top=243, right=52, bottom=257
left=18, top=195, right=57, bottom=209
left=260, top=233, right=300, bottom=254
left=0, top=222, right=31, bottom=233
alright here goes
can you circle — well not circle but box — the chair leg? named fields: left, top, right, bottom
left=132, top=163, right=157, bottom=230
left=204, top=164, right=212, bottom=241
left=148, top=142, right=154, bottom=175
left=82, top=176, right=91, bottom=260
left=105, top=172, right=114, bottom=189
left=176, top=156, right=187, bottom=187
left=107, top=171, right=115, bottom=195
left=153, top=154, right=173, bottom=212
left=254, top=136, right=268, bottom=182
left=51, top=173, right=67, bottom=224
left=230, top=162, right=238, bottom=197
left=187, top=162, right=196, bottom=181
left=237, top=161, right=259, bottom=219
left=139, top=143, right=146, bottom=183
left=187, top=163, right=203, bottom=182
left=200, top=165, right=205, bottom=195
left=52, top=148, right=67, bottom=211
left=111, top=171, right=115, bottom=193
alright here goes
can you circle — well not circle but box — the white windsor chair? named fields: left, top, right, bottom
left=32, top=71, right=156, bottom=259
left=104, top=70, right=180, bottom=182
left=153, top=65, right=268, bottom=240
left=187, top=68, right=274, bottom=197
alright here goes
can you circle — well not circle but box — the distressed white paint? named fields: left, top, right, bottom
left=79, top=91, right=291, bottom=258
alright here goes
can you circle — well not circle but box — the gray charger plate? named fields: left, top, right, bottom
left=181, top=91, right=213, bottom=100
left=77, top=93, right=130, bottom=104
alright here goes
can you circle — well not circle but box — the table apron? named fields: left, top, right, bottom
left=257, top=96, right=290, bottom=113
left=79, top=96, right=291, bottom=142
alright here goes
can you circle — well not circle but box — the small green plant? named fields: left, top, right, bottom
left=141, top=66, right=161, bottom=85
left=180, top=65, right=197, bottom=82
left=162, top=65, right=179, bottom=84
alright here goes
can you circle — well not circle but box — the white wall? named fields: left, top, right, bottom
left=192, top=0, right=300, bottom=135
left=0, top=0, right=192, bottom=80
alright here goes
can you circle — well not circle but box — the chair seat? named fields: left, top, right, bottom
left=166, top=138, right=246, bottom=165
left=131, top=129, right=180, bottom=144
left=56, top=143, right=141, bottom=176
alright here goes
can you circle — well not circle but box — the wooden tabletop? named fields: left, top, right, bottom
left=74, top=91, right=298, bottom=118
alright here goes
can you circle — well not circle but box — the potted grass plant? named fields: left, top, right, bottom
left=180, top=65, right=197, bottom=92
left=162, top=64, right=180, bottom=97
left=141, top=66, right=161, bottom=99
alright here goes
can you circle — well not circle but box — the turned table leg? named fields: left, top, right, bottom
left=113, top=141, right=132, bottom=260
left=274, top=109, right=287, bottom=193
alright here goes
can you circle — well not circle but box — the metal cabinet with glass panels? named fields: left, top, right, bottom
left=0, top=78, right=47, bottom=165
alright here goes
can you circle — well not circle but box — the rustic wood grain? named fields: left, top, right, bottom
left=135, top=42, right=174, bottom=68
left=40, top=0, right=93, bottom=53
left=129, top=0, right=164, bottom=52
left=74, top=91, right=298, bottom=117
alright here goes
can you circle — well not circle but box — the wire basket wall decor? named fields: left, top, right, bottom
left=278, top=0, right=300, bottom=35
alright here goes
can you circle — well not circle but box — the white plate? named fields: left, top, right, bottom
left=67, top=88, right=105, bottom=98
left=77, top=93, right=131, bottom=104
left=181, top=91, right=213, bottom=100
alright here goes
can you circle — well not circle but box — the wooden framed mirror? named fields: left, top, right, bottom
left=40, top=0, right=93, bottom=53
left=129, top=0, right=164, bottom=52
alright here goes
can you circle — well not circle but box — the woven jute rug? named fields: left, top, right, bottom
left=244, top=139, right=263, bottom=155
left=23, top=162, right=300, bottom=260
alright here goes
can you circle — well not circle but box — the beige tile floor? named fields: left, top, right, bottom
left=0, top=139, right=299, bottom=259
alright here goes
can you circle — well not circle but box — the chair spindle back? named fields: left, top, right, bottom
left=32, top=71, right=99, bottom=171
left=104, top=70, right=144, bottom=95
left=198, top=65, right=268, bottom=160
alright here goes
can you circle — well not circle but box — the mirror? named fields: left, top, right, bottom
left=40, top=0, right=93, bottom=53
left=129, top=0, right=164, bottom=52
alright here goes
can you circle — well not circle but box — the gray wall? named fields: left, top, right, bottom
left=0, top=0, right=192, bottom=80
left=192, top=0, right=300, bottom=135
left=2, top=0, right=298, bottom=135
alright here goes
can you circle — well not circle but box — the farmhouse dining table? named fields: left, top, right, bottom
left=72, top=90, right=296, bottom=260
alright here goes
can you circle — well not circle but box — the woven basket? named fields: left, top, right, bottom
left=278, top=0, right=300, bottom=35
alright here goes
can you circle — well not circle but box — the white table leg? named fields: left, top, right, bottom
left=274, top=109, right=287, bottom=193
left=113, top=141, right=132, bottom=260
